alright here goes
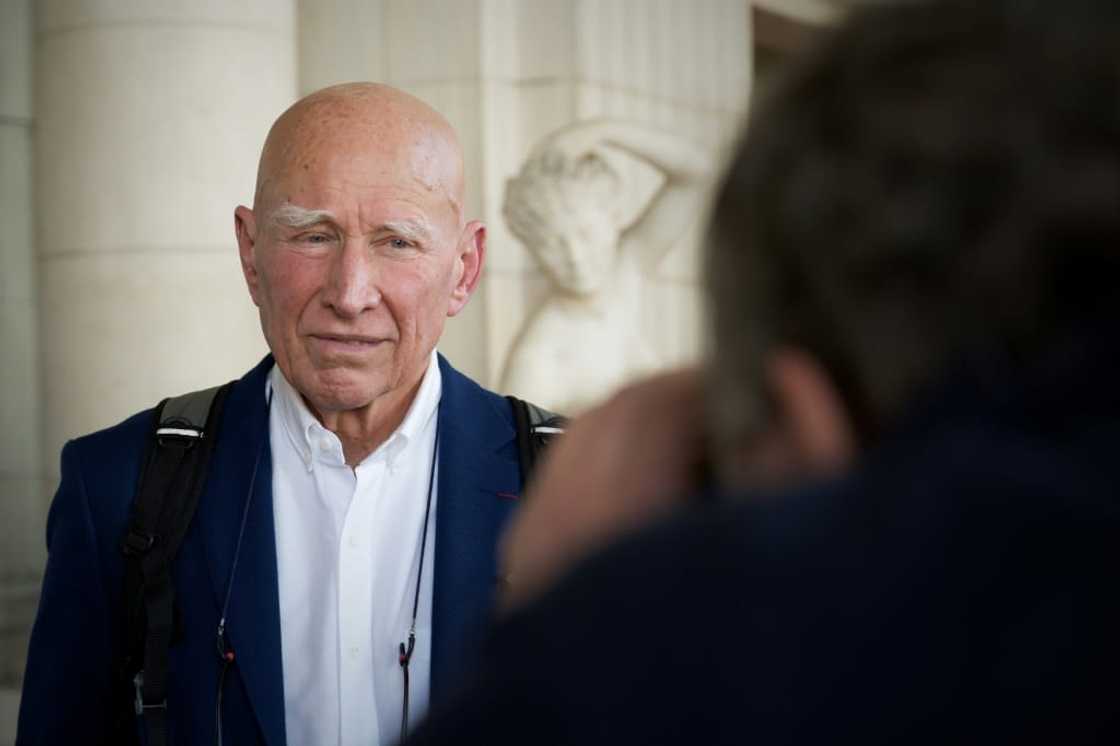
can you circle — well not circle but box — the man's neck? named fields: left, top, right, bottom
left=307, top=371, right=426, bottom=468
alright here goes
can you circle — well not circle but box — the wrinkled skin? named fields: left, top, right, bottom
left=235, top=83, right=486, bottom=462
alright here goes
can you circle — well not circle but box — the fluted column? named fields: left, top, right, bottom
left=37, top=0, right=298, bottom=477
left=9, top=10, right=296, bottom=731
left=0, top=0, right=38, bottom=734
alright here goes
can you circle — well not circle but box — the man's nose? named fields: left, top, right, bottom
left=323, top=237, right=382, bottom=317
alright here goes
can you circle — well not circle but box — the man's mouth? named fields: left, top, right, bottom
left=309, top=334, right=387, bottom=351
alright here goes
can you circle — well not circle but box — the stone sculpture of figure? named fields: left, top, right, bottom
left=501, top=120, right=713, bottom=413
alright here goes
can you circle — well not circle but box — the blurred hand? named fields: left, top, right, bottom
left=499, top=368, right=709, bottom=612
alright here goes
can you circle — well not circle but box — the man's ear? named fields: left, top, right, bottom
left=766, top=348, right=857, bottom=476
left=234, top=205, right=263, bottom=307
left=448, top=220, right=486, bottom=317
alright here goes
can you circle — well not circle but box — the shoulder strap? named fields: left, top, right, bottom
left=505, top=396, right=567, bottom=488
left=117, top=382, right=232, bottom=746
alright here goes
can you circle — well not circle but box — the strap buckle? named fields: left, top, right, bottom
left=132, top=671, right=167, bottom=715
left=121, top=530, right=156, bottom=557
left=121, top=530, right=156, bottom=556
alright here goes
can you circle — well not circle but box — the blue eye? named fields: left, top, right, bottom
left=292, top=231, right=333, bottom=245
left=389, top=238, right=411, bottom=249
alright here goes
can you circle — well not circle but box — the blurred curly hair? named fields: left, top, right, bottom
left=705, top=0, right=1120, bottom=454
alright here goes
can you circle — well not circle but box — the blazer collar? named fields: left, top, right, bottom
left=430, top=354, right=520, bottom=703
left=197, top=354, right=287, bottom=746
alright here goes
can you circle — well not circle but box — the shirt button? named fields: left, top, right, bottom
left=348, top=535, right=360, bottom=549
left=349, top=646, right=359, bottom=659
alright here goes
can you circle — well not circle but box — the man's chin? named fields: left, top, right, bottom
left=298, top=370, right=388, bottom=416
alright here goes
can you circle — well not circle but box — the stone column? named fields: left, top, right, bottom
left=8, top=6, right=296, bottom=735
left=36, top=0, right=298, bottom=484
left=0, top=0, right=38, bottom=737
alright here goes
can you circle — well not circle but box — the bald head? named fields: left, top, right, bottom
left=254, top=82, right=465, bottom=222
left=234, top=82, right=487, bottom=438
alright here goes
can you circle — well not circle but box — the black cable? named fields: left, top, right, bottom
left=399, top=418, right=440, bottom=744
left=213, top=390, right=271, bottom=746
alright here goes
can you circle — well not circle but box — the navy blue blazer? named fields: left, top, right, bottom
left=17, top=355, right=523, bottom=745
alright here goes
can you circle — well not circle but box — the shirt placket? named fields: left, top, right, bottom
left=337, top=455, right=386, bottom=746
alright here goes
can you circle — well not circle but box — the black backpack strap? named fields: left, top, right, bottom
left=505, top=396, right=567, bottom=487
left=118, top=382, right=232, bottom=746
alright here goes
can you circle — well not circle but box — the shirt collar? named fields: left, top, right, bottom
left=268, top=350, right=442, bottom=471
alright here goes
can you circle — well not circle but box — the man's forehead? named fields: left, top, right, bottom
left=263, top=164, right=459, bottom=233
left=256, top=86, right=465, bottom=217
left=261, top=134, right=462, bottom=220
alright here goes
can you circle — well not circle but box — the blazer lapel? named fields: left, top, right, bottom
left=430, top=356, right=521, bottom=703
left=197, top=356, right=287, bottom=746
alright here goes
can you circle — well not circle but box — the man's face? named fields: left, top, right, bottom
left=237, top=136, right=480, bottom=416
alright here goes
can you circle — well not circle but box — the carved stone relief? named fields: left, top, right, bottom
left=501, top=120, right=713, bottom=413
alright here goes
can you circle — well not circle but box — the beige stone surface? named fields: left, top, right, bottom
left=0, top=1, right=38, bottom=723
left=641, top=279, right=707, bottom=367
left=437, top=272, right=491, bottom=388
left=0, top=0, right=32, bottom=120
left=0, top=473, right=49, bottom=693
left=299, top=0, right=388, bottom=94
left=0, top=475, right=49, bottom=584
left=482, top=268, right=552, bottom=395
left=384, top=0, right=482, bottom=83
left=652, top=204, right=711, bottom=285
left=37, top=0, right=294, bottom=34
left=575, top=0, right=750, bottom=112
left=40, top=252, right=268, bottom=471
left=482, top=0, right=575, bottom=81
left=0, top=686, right=20, bottom=746
left=0, top=126, right=34, bottom=303
left=36, top=23, right=295, bottom=257
left=0, top=299, right=41, bottom=474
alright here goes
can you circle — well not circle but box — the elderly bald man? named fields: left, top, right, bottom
left=19, top=84, right=534, bottom=746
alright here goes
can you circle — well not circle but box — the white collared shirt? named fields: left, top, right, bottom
left=269, top=351, right=441, bottom=746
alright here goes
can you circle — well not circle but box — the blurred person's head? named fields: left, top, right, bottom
left=234, top=83, right=485, bottom=420
left=705, top=0, right=1120, bottom=486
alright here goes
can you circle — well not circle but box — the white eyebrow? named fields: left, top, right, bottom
left=270, top=203, right=337, bottom=229
left=381, top=219, right=433, bottom=244
left=269, top=204, right=435, bottom=244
